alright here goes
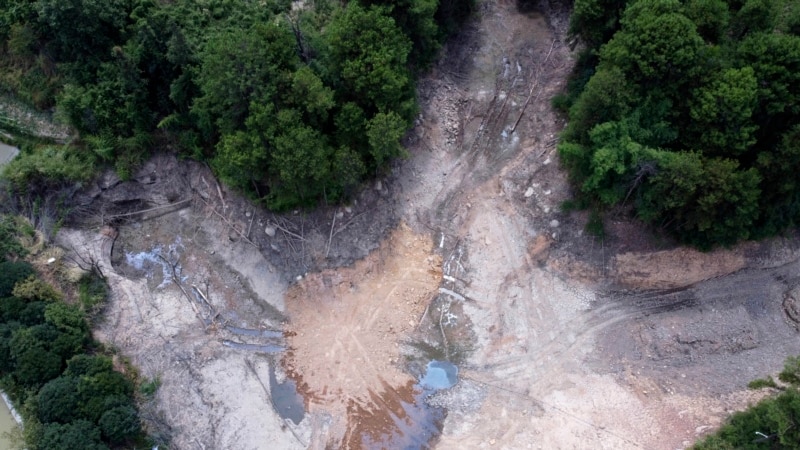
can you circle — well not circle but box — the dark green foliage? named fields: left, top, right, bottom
left=0, top=260, right=34, bottom=297
left=2, top=145, right=96, bottom=189
left=694, top=355, right=800, bottom=449
left=99, top=405, right=139, bottom=444
left=9, top=324, right=66, bottom=389
left=39, top=419, right=109, bottom=450
left=568, top=0, right=629, bottom=49
left=0, top=216, right=27, bottom=260
left=560, top=0, right=800, bottom=249
left=36, top=0, right=128, bottom=65
left=328, top=4, right=414, bottom=118
left=695, top=354, right=800, bottom=449
left=0, top=219, right=144, bottom=448
left=37, top=376, right=81, bottom=424
left=1, top=0, right=468, bottom=210
left=748, top=376, right=777, bottom=389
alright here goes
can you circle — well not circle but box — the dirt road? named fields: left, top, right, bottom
left=56, top=0, right=800, bottom=448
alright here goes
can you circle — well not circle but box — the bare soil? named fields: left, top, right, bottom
left=53, top=0, right=800, bottom=449
left=283, top=223, right=442, bottom=447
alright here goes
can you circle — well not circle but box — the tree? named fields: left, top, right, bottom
left=192, top=22, right=298, bottom=139
left=12, top=276, right=62, bottom=302
left=367, top=111, right=408, bottom=167
left=736, top=33, right=800, bottom=118
left=756, top=125, right=800, bottom=234
left=99, top=405, right=139, bottom=444
left=359, top=0, right=441, bottom=69
left=9, top=325, right=64, bottom=389
left=0, top=261, right=34, bottom=298
left=269, top=109, right=334, bottom=204
left=36, top=0, right=129, bottom=66
left=560, top=65, right=634, bottom=146
left=39, top=419, right=109, bottom=450
left=568, top=0, right=629, bottom=49
left=683, top=0, right=730, bottom=43
left=687, top=67, right=759, bottom=156
left=37, top=376, right=80, bottom=424
left=600, top=2, right=705, bottom=90
left=327, top=3, right=414, bottom=118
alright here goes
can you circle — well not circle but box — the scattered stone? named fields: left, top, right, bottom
left=375, top=180, right=382, bottom=191
left=46, top=257, right=56, bottom=264
left=345, top=206, right=353, bottom=214
left=336, top=211, right=344, bottom=219
left=543, top=157, right=551, bottom=165
left=264, top=225, right=276, bottom=237
left=549, top=219, right=560, bottom=228
left=245, top=211, right=252, bottom=217
left=524, top=187, right=534, bottom=198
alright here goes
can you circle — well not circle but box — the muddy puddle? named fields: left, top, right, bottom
left=269, top=361, right=305, bottom=425
left=349, top=360, right=458, bottom=449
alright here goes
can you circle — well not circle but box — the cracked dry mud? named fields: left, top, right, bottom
left=55, top=0, right=800, bottom=449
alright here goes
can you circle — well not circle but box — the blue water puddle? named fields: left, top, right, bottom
left=362, top=360, right=458, bottom=449
left=419, top=360, right=458, bottom=390
left=269, top=363, right=305, bottom=425
left=225, top=325, right=284, bottom=339
left=124, top=237, right=187, bottom=289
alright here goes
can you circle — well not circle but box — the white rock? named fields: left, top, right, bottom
left=375, top=180, right=382, bottom=191
left=549, top=219, right=560, bottom=228
left=543, top=157, right=551, bottom=165
left=524, top=187, right=534, bottom=198
left=46, top=257, right=56, bottom=264
left=264, top=225, right=276, bottom=237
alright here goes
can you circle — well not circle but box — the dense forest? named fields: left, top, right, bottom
left=0, top=215, right=148, bottom=449
left=561, top=0, right=800, bottom=248
left=0, top=0, right=472, bottom=209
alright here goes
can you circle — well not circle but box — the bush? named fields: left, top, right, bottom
left=99, top=405, right=139, bottom=444
left=0, top=260, right=34, bottom=297
left=39, top=420, right=109, bottom=450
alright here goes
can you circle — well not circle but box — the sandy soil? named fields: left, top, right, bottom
left=51, top=0, right=800, bottom=449
left=284, top=223, right=442, bottom=447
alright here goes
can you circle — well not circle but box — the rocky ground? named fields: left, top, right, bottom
left=52, top=0, right=800, bottom=448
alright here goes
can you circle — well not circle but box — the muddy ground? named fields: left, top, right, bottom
left=54, top=0, right=800, bottom=449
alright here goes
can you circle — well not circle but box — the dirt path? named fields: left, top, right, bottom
left=53, top=0, right=800, bottom=448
